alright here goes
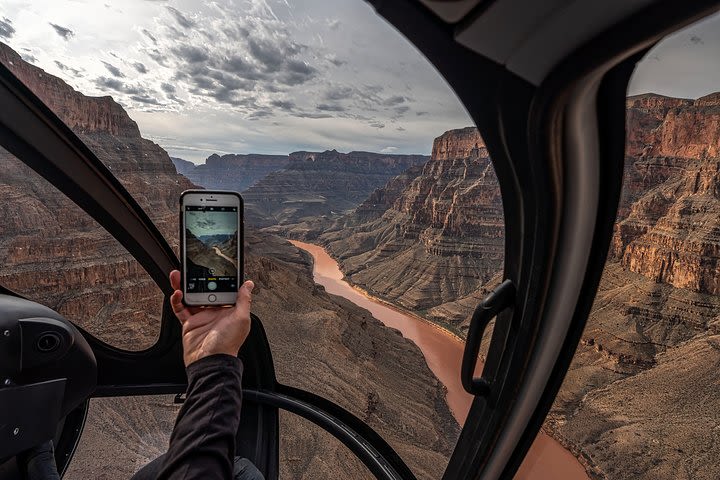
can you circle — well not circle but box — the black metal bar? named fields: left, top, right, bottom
left=244, top=389, right=410, bottom=480
left=461, top=280, right=515, bottom=396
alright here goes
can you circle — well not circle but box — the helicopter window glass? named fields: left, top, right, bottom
left=65, top=395, right=178, bottom=478
left=551, top=11, right=720, bottom=479
left=0, top=150, right=165, bottom=350
left=279, top=411, right=374, bottom=479
left=0, top=0, right=513, bottom=477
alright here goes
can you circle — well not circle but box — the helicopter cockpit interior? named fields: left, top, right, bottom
left=1, top=0, right=719, bottom=479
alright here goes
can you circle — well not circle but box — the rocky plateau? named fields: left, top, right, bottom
left=242, top=149, right=429, bottom=229
left=172, top=153, right=289, bottom=192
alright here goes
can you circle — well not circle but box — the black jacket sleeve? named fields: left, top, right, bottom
left=156, top=354, right=243, bottom=480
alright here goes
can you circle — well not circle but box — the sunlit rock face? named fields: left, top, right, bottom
left=614, top=93, right=720, bottom=295
left=321, top=127, right=504, bottom=312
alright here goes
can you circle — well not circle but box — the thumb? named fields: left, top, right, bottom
left=237, top=279, right=254, bottom=305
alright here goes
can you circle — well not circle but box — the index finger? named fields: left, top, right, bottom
left=169, top=270, right=181, bottom=291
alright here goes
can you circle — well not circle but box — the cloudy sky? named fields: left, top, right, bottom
left=187, top=210, right=237, bottom=236
left=0, top=1, right=718, bottom=163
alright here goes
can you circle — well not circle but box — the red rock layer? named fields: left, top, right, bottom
left=614, top=93, right=720, bottom=295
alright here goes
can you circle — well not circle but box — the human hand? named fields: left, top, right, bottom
left=169, top=270, right=255, bottom=367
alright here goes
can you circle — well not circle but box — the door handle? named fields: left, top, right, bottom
left=461, top=279, right=515, bottom=396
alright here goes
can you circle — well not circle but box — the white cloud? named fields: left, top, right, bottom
left=1, top=0, right=475, bottom=161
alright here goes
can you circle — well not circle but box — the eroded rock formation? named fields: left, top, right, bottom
left=242, top=149, right=428, bottom=229
left=320, top=127, right=504, bottom=314
left=175, top=153, right=289, bottom=192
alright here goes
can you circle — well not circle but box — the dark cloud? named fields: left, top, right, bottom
left=690, top=35, right=704, bottom=45
left=130, top=94, right=161, bottom=105
left=317, top=103, right=345, bottom=112
left=396, top=126, right=406, bottom=131
left=248, top=110, right=273, bottom=120
left=328, top=57, right=346, bottom=67
left=271, top=99, right=295, bottom=111
left=208, top=70, right=254, bottom=91
left=133, top=62, right=148, bottom=74
left=0, top=17, right=15, bottom=39
left=222, top=55, right=267, bottom=80
left=172, top=44, right=209, bottom=63
left=49, top=23, right=74, bottom=40
left=161, top=82, right=176, bottom=94
left=416, top=111, right=428, bottom=116
left=142, top=28, right=158, bottom=45
left=394, top=105, right=410, bottom=115
left=325, top=86, right=354, bottom=101
left=54, top=61, right=83, bottom=76
left=293, top=111, right=333, bottom=119
left=383, top=95, right=405, bottom=106
left=95, top=76, right=157, bottom=101
left=102, top=61, right=125, bottom=78
left=148, top=49, right=169, bottom=66
left=166, top=6, right=195, bottom=29
left=369, top=122, right=385, bottom=129
left=95, top=76, right=124, bottom=91
left=22, top=53, right=37, bottom=64
left=248, top=38, right=286, bottom=72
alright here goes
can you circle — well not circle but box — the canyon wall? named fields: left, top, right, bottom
left=174, top=153, right=289, bottom=192
left=320, top=127, right=504, bottom=315
left=323, top=100, right=720, bottom=479
left=0, top=42, right=459, bottom=480
left=0, top=42, right=194, bottom=349
left=613, top=93, right=720, bottom=295
left=242, top=149, right=429, bottom=230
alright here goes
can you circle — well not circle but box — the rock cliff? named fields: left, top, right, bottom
left=614, top=93, right=720, bottom=295
left=324, top=100, right=720, bottom=478
left=242, top=149, right=429, bottom=229
left=320, top=127, right=504, bottom=313
left=0, top=43, right=459, bottom=480
left=175, top=153, right=289, bottom=192
left=0, top=41, right=194, bottom=349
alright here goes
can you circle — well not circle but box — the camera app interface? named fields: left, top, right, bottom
left=185, top=205, right=238, bottom=293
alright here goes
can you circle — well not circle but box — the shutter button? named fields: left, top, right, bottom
left=208, top=294, right=217, bottom=302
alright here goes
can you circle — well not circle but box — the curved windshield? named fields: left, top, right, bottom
left=552, top=11, right=720, bottom=480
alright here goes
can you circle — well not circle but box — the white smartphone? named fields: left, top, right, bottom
left=180, top=190, right=243, bottom=306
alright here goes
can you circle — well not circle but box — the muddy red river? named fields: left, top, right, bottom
left=290, top=240, right=588, bottom=480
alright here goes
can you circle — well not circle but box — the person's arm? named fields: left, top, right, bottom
left=155, top=270, right=254, bottom=480
left=156, top=354, right=244, bottom=480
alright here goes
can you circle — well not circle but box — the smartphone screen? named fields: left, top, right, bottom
left=182, top=191, right=242, bottom=305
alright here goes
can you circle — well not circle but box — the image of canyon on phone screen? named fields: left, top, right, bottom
left=181, top=191, right=242, bottom=306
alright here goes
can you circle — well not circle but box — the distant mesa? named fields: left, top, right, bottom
left=173, top=153, right=290, bottom=192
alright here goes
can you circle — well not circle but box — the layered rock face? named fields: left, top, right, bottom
left=544, top=93, right=720, bottom=480
left=614, top=93, right=720, bottom=295
left=171, top=157, right=195, bottom=175
left=242, top=149, right=428, bottom=229
left=175, top=153, right=289, bottom=192
left=320, top=127, right=504, bottom=315
left=0, top=42, right=194, bottom=349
